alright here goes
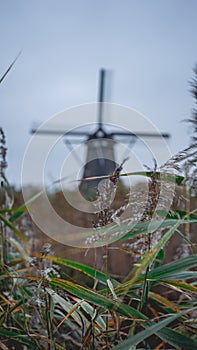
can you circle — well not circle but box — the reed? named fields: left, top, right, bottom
left=0, top=67, right=197, bottom=349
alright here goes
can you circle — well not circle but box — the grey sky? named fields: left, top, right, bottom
left=0, top=0, right=197, bottom=186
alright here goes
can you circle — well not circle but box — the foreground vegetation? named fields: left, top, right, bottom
left=0, top=66, right=197, bottom=349
left=0, top=132, right=197, bottom=350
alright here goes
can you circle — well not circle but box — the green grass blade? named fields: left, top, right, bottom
left=10, top=189, right=45, bottom=222
left=78, top=300, right=106, bottom=330
left=0, top=329, right=35, bottom=347
left=0, top=214, right=27, bottom=244
left=120, top=171, right=184, bottom=185
left=161, top=279, right=197, bottom=294
left=158, top=327, right=197, bottom=350
left=50, top=277, right=147, bottom=321
left=43, top=255, right=119, bottom=287
left=46, top=288, right=83, bottom=326
left=113, top=307, right=197, bottom=349
left=115, top=218, right=197, bottom=243
left=115, top=222, right=180, bottom=294
left=149, top=291, right=180, bottom=312
left=7, top=237, right=28, bottom=260
left=145, top=254, right=197, bottom=281
left=157, top=209, right=197, bottom=220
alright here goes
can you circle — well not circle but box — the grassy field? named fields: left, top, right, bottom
left=0, top=67, right=197, bottom=349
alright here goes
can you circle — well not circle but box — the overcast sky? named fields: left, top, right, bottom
left=0, top=0, right=197, bottom=187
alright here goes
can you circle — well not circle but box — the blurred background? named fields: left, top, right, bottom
left=0, top=0, right=197, bottom=186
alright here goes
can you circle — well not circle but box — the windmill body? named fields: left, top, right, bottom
left=79, top=137, right=116, bottom=196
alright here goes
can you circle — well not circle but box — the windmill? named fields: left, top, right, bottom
left=31, top=69, right=170, bottom=197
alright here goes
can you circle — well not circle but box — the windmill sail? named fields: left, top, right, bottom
left=30, top=68, right=170, bottom=199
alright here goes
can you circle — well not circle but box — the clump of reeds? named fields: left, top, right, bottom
left=0, top=128, right=9, bottom=266
left=1, top=66, right=197, bottom=350
left=0, top=128, right=7, bottom=178
left=92, top=158, right=128, bottom=228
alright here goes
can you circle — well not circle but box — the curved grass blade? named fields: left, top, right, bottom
left=68, top=218, right=197, bottom=248
left=42, top=255, right=119, bottom=287
left=120, top=171, right=185, bottom=186
left=79, top=171, right=184, bottom=186
left=149, top=291, right=180, bottom=313
left=115, top=222, right=180, bottom=294
left=0, top=214, right=27, bottom=244
left=10, top=176, right=69, bottom=222
left=10, top=189, right=45, bottom=222
left=7, top=237, right=28, bottom=260
left=50, top=277, right=147, bottom=321
left=144, top=254, right=197, bottom=281
left=0, top=329, right=35, bottom=347
left=161, top=279, right=197, bottom=294
left=46, top=288, right=83, bottom=327
left=77, top=299, right=106, bottom=330
left=0, top=51, right=21, bottom=84
left=113, top=307, right=197, bottom=349
left=158, top=327, right=197, bottom=350
left=156, top=209, right=197, bottom=220
left=1, top=274, right=146, bottom=321
left=115, top=218, right=197, bottom=243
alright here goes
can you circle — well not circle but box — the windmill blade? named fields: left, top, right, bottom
left=0, top=51, right=22, bottom=84
left=98, top=68, right=105, bottom=128
left=97, top=69, right=113, bottom=130
left=30, top=128, right=89, bottom=137
left=98, top=69, right=105, bottom=104
left=31, top=127, right=170, bottom=139
left=111, top=131, right=170, bottom=139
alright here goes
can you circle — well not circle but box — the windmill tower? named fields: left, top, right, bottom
left=78, top=69, right=116, bottom=196
left=31, top=69, right=170, bottom=197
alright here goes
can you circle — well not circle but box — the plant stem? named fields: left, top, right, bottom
left=44, top=284, right=54, bottom=350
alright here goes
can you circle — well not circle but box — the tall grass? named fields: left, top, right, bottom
left=0, top=66, right=197, bottom=349
left=1, top=138, right=197, bottom=349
